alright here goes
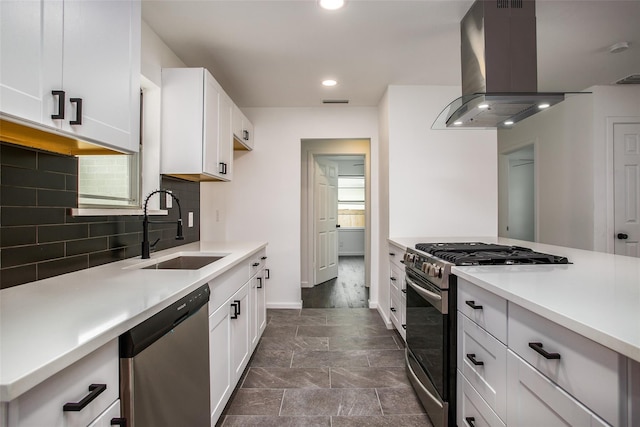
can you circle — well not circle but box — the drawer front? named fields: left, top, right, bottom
left=390, top=263, right=404, bottom=293
left=508, top=303, right=623, bottom=426
left=7, top=340, right=118, bottom=427
left=457, top=278, right=507, bottom=344
left=506, top=350, right=611, bottom=427
left=209, top=262, right=251, bottom=314
left=87, top=400, right=121, bottom=427
left=249, top=248, right=267, bottom=279
left=457, top=372, right=506, bottom=427
left=388, top=243, right=405, bottom=270
left=458, top=312, right=507, bottom=421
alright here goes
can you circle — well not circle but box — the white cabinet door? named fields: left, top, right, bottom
left=230, top=283, right=250, bottom=383
left=217, top=90, right=233, bottom=180
left=203, top=70, right=221, bottom=177
left=506, top=350, right=610, bottom=427
left=250, top=269, right=267, bottom=352
left=60, top=0, right=140, bottom=152
left=0, top=0, right=140, bottom=153
left=457, top=373, right=506, bottom=427
left=232, top=105, right=254, bottom=151
left=0, top=0, right=62, bottom=125
left=209, top=302, right=233, bottom=424
left=257, top=270, right=267, bottom=337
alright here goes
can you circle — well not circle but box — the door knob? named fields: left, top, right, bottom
left=617, top=233, right=629, bottom=240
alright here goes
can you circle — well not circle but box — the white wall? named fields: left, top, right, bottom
left=339, top=228, right=365, bottom=256
left=201, top=107, right=379, bottom=309
left=387, top=86, right=498, bottom=237
left=498, top=85, right=640, bottom=252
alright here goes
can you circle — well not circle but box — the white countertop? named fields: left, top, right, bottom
left=0, top=241, right=267, bottom=402
left=389, top=236, right=640, bottom=364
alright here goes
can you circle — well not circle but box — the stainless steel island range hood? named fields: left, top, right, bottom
left=433, top=0, right=573, bottom=130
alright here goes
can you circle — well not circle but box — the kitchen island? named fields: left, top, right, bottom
left=0, top=240, right=266, bottom=404
left=389, top=236, right=640, bottom=426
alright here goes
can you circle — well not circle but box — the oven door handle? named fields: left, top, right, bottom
left=406, top=276, right=445, bottom=314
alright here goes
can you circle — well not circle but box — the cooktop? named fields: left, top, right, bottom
left=414, top=242, right=570, bottom=266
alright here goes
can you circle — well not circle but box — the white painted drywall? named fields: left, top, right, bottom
left=387, top=86, right=498, bottom=237
left=498, top=85, right=640, bottom=252
left=339, top=228, right=365, bottom=256
left=201, top=107, right=379, bottom=309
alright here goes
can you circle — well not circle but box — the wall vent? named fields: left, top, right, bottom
left=322, top=99, right=349, bottom=104
left=615, top=74, right=640, bottom=85
left=497, top=0, right=509, bottom=8
left=511, top=0, right=523, bottom=9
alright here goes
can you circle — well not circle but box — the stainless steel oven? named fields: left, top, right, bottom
left=404, top=266, right=456, bottom=427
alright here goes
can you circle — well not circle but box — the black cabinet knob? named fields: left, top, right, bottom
left=617, top=233, right=629, bottom=240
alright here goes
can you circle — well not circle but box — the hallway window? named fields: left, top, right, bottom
left=338, top=176, right=365, bottom=227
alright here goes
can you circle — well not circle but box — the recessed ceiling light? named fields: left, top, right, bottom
left=319, top=0, right=345, bottom=10
left=478, top=104, right=489, bottom=109
left=504, top=120, right=514, bottom=126
left=453, top=121, right=463, bottom=126
left=322, top=79, right=337, bottom=87
left=538, top=103, right=550, bottom=109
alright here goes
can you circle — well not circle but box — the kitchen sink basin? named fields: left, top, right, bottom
left=142, top=255, right=224, bottom=270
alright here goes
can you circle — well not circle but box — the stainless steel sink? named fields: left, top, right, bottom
left=142, top=255, right=224, bottom=270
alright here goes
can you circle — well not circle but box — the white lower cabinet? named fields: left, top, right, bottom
left=506, top=350, right=609, bottom=427
left=5, top=340, right=119, bottom=427
left=86, top=400, right=121, bottom=427
left=209, top=300, right=233, bottom=424
left=458, top=373, right=506, bottom=427
left=208, top=249, right=268, bottom=426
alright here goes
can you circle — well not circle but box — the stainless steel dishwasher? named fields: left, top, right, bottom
left=120, top=284, right=210, bottom=427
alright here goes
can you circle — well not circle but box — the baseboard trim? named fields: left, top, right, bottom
left=375, top=305, right=393, bottom=329
left=266, top=301, right=303, bottom=309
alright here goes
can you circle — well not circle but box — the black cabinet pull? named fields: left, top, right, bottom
left=253, top=262, right=260, bottom=267
left=111, top=418, right=127, bottom=426
left=400, top=260, right=405, bottom=264
left=390, top=277, right=396, bottom=281
left=402, top=324, right=406, bottom=329
left=51, top=90, right=65, bottom=119
left=261, top=256, right=267, bottom=260
left=529, top=342, right=561, bottom=359
left=234, top=299, right=241, bottom=316
left=265, top=268, right=270, bottom=279
left=390, top=307, right=396, bottom=312
left=63, top=384, right=106, bottom=411
left=401, top=289, right=407, bottom=294
left=466, top=353, right=484, bottom=366
left=465, top=300, right=483, bottom=310
left=69, top=98, right=82, bottom=125
left=389, top=252, right=395, bottom=256
left=465, top=417, right=476, bottom=427
left=617, top=233, right=629, bottom=240
left=243, top=129, right=249, bottom=141
left=257, top=277, right=262, bottom=289
left=231, top=302, right=238, bottom=319
left=219, top=162, right=228, bottom=175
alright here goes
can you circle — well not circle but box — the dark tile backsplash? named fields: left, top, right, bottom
left=0, top=143, right=200, bottom=289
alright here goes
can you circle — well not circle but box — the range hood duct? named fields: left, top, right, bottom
left=433, top=0, right=570, bottom=129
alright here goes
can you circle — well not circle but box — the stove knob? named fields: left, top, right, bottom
left=421, top=262, right=430, bottom=274
left=429, top=263, right=438, bottom=277
left=433, top=265, right=442, bottom=278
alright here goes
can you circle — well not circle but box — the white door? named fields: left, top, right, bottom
left=614, top=123, right=640, bottom=257
left=314, top=157, right=339, bottom=285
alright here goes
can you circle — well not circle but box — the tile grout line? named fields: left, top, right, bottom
left=374, top=387, right=385, bottom=416
left=278, top=388, right=286, bottom=417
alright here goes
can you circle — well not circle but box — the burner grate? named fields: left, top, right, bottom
left=415, top=243, right=569, bottom=265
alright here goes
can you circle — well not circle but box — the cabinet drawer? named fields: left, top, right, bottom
left=506, top=350, right=610, bottom=427
left=388, top=243, right=406, bottom=270
left=508, top=303, right=624, bottom=426
left=7, top=340, right=118, bottom=427
left=249, top=248, right=267, bottom=279
left=390, top=263, right=404, bottom=292
left=457, top=372, right=506, bottom=427
left=87, top=400, right=121, bottom=427
left=457, top=278, right=507, bottom=344
left=457, top=312, right=507, bottom=421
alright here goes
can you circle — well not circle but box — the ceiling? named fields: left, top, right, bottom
left=142, top=0, right=640, bottom=108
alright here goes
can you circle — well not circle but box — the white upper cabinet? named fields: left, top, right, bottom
left=0, top=0, right=141, bottom=153
left=161, top=68, right=233, bottom=181
left=232, top=104, right=254, bottom=151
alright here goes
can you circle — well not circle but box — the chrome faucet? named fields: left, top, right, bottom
left=142, top=189, right=184, bottom=259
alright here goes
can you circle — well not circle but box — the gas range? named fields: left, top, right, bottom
left=404, top=242, right=569, bottom=289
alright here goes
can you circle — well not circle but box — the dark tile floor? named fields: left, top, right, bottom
left=217, top=308, right=431, bottom=427
left=302, top=257, right=369, bottom=309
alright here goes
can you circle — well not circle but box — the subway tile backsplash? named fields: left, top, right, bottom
left=0, top=143, right=200, bottom=289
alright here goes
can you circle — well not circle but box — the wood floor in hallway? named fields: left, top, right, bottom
left=302, top=256, right=368, bottom=308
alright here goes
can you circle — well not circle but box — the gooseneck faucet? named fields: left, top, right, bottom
left=142, top=189, right=184, bottom=259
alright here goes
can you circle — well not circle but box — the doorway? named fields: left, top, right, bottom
left=300, top=139, right=371, bottom=308
left=613, top=123, right=640, bottom=257
left=500, top=144, right=536, bottom=241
